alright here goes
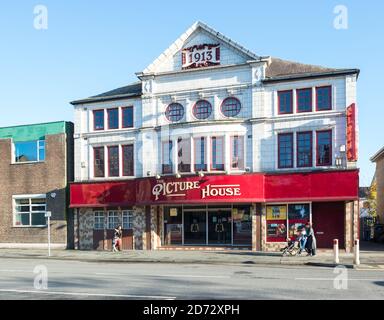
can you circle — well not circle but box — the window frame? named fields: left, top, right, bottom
left=107, top=145, right=120, bottom=177
left=13, top=195, right=47, bottom=228
left=93, top=146, right=105, bottom=178
left=193, top=137, right=207, bottom=172
left=278, top=133, right=294, bottom=169
left=221, top=97, right=242, bottom=118
left=122, top=210, right=133, bottom=230
left=210, top=136, right=225, bottom=171
left=122, top=144, right=134, bottom=177
left=122, top=106, right=134, bottom=129
left=107, top=108, right=119, bottom=130
left=107, top=211, right=120, bottom=230
left=316, top=86, right=332, bottom=111
left=165, top=103, right=185, bottom=123
left=230, top=135, right=245, bottom=170
left=316, top=129, right=333, bottom=166
left=296, top=88, right=313, bottom=113
left=278, top=90, right=293, bottom=115
left=94, top=211, right=105, bottom=230
left=14, top=140, right=46, bottom=164
left=177, top=137, right=191, bottom=173
left=192, top=100, right=213, bottom=120
left=296, top=131, right=313, bottom=168
left=93, top=109, right=105, bottom=131
left=162, top=140, right=174, bottom=174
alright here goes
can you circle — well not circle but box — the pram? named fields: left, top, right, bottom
left=281, top=237, right=304, bottom=256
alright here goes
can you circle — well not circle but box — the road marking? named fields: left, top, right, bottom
left=296, top=278, right=384, bottom=281
left=0, top=270, right=29, bottom=273
left=95, top=273, right=230, bottom=279
left=0, top=289, right=176, bottom=300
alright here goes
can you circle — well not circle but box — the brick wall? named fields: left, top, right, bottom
left=0, top=133, right=70, bottom=244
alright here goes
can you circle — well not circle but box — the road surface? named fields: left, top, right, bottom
left=0, top=258, right=383, bottom=300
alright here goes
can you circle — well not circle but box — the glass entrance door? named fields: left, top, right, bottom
left=183, top=211, right=207, bottom=245
left=208, top=210, right=232, bottom=245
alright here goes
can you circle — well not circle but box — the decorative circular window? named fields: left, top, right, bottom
left=221, top=97, right=242, bottom=117
left=193, top=100, right=213, bottom=120
left=165, top=103, right=184, bottom=122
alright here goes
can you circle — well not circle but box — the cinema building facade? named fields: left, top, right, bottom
left=70, top=22, right=360, bottom=252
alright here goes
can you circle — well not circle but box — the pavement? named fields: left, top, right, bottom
left=1, top=241, right=384, bottom=269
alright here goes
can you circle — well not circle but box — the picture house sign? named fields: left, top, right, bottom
left=182, top=43, right=220, bottom=69
left=152, top=181, right=241, bottom=201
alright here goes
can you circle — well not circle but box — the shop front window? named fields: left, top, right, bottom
left=232, top=206, right=252, bottom=245
left=164, top=207, right=182, bottom=245
left=266, top=204, right=311, bottom=243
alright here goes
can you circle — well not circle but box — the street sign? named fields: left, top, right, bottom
left=45, top=211, right=52, bottom=218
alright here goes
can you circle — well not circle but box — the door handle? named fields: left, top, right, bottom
left=316, top=232, right=324, bottom=235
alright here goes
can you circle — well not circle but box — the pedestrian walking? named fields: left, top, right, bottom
left=305, top=222, right=317, bottom=256
left=112, top=225, right=123, bottom=252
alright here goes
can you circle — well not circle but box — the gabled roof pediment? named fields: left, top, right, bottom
left=141, top=21, right=261, bottom=75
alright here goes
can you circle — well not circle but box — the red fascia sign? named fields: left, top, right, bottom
left=70, top=170, right=359, bottom=208
left=346, top=103, right=358, bottom=161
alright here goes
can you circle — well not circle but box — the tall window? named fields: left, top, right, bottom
left=94, top=147, right=105, bottom=177
left=93, top=110, right=104, bottom=130
left=108, top=146, right=119, bottom=177
left=122, top=210, right=133, bottom=229
left=107, top=108, right=119, bottom=130
left=230, top=136, right=244, bottom=170
left=221, top=97, right=241, bottom=117
left=14, top=196, right=46, bottom=227
left=194, top=137, right=207, bottom=172
left=122, top=106, right=134, bottom=128
left=278, top=133, right=293, bottom=168
left=297, top=88, right=312, bottom=113
left=14, top=140, right=45, bottom=163
left=108, top=211, right=120, bottom=229
left=94, top=211, right=105, bottom=230
left=177, top=137, right=191, bottom=173
left=316, top=86, right=332, bottom=111
left=211, top=136, right=224, bottom=171
left=193, top=100, right=212, bottom=120
left=278, top=90, right=293, bottom=114
left=162, top=141, right=173, bottom=174
left=317, top=130, right=332, bottom=166
left=297, top=132, right=312, bottom=167
left=122, top=145, right=134, bottom=176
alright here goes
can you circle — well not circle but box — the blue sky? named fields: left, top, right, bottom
left=0, top=0, right=382, bottom=186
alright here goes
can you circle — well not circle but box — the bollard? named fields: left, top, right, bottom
left=333, top=239, right=339, bottom=264
left=354, top=239, right=360, bottom=266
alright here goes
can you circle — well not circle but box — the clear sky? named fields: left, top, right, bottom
left=0, top=0, right=382, bottom=186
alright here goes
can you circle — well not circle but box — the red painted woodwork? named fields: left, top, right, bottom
left=346, top=103, right=358, bottom=161
left=70, top=181, right=136, bottom=208
left=312, top=202, right=345, bottom=249
left=70, top=170, right=359, bottom=207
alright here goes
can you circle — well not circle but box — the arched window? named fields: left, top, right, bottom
left=221, top=97, right=241, bottom=117
left=193, top=100, right=212, bottom=120
left=165, top=103, right=184, bottom=122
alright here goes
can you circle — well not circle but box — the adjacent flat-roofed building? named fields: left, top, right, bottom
left=70, top=22, right=360, bottom=252
left=0, top=121, right=74, bottom=248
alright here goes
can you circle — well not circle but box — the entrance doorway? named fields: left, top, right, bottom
left=312, top=202, right=345, bottom=249
left=208, top=209, right=231, bottom=245
left=184, top=211, right=207, bottom=245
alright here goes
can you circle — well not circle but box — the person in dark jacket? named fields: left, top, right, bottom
left=305, top=222, right=317, bottom=256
